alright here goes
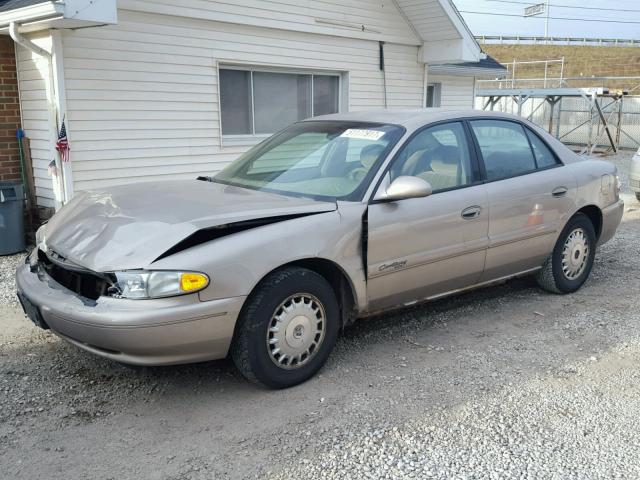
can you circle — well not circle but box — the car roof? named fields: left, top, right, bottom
left=307, top=108, right=526, bottom=130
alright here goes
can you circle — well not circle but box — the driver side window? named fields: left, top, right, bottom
left=390, top=122, right=474, bottom=193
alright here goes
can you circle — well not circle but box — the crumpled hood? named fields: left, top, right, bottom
left=42, top=180, right=336, bottom=272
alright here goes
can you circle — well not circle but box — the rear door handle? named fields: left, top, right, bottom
left=552, top=187, right=568, bottom=198
left=461, top=205, right=482, bottom=219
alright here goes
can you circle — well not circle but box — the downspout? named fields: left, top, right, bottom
left=379, top=41, right=387, bottom=108
left=9, top=22, right=69, bottom=207
left=9, top=22, right=51, bottom=59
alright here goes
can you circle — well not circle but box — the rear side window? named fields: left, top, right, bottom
left=470, top=120, right=537, bottom=181
left=525, top=129, right=559, bottom=168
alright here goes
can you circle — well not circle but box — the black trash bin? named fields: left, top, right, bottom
left=0, top=181, right=25, bottom=255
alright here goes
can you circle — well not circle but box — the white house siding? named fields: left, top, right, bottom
left=60, top=9, right=425, bottom=192
left=121, top=0, right=420, bottom=45
left=15, top=34, right=56, bottom=207
left=427, top=74, right=475, bottom=109
left=384, top=43, right=425, bottom=108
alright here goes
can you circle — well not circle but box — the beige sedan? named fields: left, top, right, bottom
left=16, top=109, right=624, bottom=388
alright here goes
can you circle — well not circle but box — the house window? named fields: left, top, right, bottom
left=426, top=83, right=441, bottom=108
left=219, top=68, right=340, bottom=136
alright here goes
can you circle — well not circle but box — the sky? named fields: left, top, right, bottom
left=452, top=0, right=640, bottom=39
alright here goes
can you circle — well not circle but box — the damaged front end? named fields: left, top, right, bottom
left=155, top=212, right=326, bottom=261
left=31, top=211, right=330, bottom=302
left=40, top=180, right=337, bottom=273
left=28, top=247, right=115, bottom=301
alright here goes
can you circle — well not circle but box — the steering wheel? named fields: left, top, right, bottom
left=348, top=167, right=369, bottom=182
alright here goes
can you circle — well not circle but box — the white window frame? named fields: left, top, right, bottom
left=217, top=62, right=344, bottom=147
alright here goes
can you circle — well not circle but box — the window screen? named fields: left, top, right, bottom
left=219, top=68, right=340, bottom=136
left=219, top=69, right=252, bottom=135
left=253, top=72, right=311, bottom=134
left=313, top=75, right=339, bottom=116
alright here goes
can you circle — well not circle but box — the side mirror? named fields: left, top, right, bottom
left=375, top=175, right=432, bottom=202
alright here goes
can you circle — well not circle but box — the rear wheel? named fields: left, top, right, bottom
left=535, top=213, right=596, bottom=294
left=231, top=267, right=339, bottom=389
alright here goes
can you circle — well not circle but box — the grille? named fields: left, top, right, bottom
left=38, top=250, right=112, bottom=300
left=630, top=178, right=640, bottom=189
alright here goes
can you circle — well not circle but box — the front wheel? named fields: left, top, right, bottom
left=635, top=192, right=640, bottom=202
left=231, top=267, right=339, bottom=389
left=535, top=213, right=597, bottom=294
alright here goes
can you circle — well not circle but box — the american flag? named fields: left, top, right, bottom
left=56, top=119, right=70, bottom=162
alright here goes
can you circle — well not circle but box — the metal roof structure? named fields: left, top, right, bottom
left=476, top=87, right=631, bottom=155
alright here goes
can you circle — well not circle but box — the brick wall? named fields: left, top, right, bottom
left=0, top=36, right=21, bottom=182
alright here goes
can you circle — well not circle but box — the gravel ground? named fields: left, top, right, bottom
left=0, top=151, right=639, bottom=479
left=0, top=251, right=26, bottom=306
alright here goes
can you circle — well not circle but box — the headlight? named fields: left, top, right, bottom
left=35, top=224, right=46, bottom=247
left=110, top=271, right=209, bottom=299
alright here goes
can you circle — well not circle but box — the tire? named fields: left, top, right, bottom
left=535, top=213, right=597, bottom=294
left=635, top=192, right=640, bottom=202
left=230, top=267, right=339, bottom=389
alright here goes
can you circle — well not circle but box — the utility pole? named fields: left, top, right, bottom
left=523, top=1, right=550, bottom=42
left=544, top=0, right=550, bottom=41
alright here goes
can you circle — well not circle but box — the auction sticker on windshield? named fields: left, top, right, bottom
left=340, top=129, right=385, bottom=141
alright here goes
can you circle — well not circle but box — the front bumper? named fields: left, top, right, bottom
left=598, top=198, right=624, bottom=246
left=15, top=263, right=245, bottom=366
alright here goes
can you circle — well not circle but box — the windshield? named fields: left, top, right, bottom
left=213, top=121, right=405, bottom=201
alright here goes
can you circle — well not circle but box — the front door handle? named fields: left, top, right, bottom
left=461, top=205, right=482, bottom=219
left=552, top=187, right=568, bottom=198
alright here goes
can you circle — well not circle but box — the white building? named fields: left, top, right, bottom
left=0, top=0, right=490, bottom=210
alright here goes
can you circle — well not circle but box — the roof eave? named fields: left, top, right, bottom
left=437, top=0, right=482, bottom=58
left=0, top=0, right=117, bottom=33
left=0, top=1, right=63, bottom=28
left=421, top=0, right=482, bottom=63
left=428, top=65, right=507, bottom=78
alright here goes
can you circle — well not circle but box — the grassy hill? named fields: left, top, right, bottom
left=481, top=44, right=640, bottom=91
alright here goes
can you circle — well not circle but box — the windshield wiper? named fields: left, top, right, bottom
left=196, top=176, right=214, bottom=182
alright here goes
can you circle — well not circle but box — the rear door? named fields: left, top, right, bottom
left=366, top=121, right=489, bottom=311
left=468, top=120, right=577, bottom=282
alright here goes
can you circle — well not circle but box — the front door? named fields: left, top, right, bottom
left=367, top=121, right=489, bottom=311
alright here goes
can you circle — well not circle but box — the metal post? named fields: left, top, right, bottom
left=587, top=94, right=595, bottom=153
left=555, top=97, right=563, bottom=138
left=517, top=95, right=525, bottom=117
left=547, top=96, right=555, bottom=134
left=615, top=96, right=623, bottom=149
left=544, top=0, right=550, bottom=41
